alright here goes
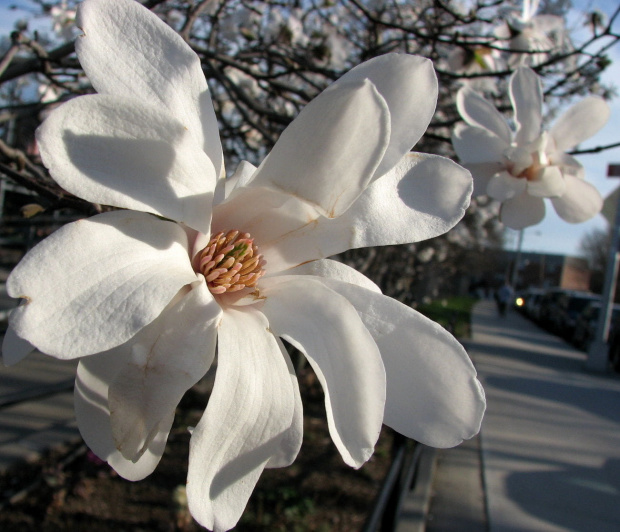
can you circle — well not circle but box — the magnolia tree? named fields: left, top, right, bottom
left=1, top=0, right=618, bottom=300
left=0, top=0, right=618, bottom=530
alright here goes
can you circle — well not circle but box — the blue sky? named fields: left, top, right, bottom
left=1, top=0, right=619, bottom=258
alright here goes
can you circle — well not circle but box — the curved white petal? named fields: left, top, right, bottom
left=109, top=282, right=221, bottom=462
left=456, top=87, right=512, bottom=144
left=527, top=165, right=565, bottom=197
left=222, top=153, right=472, bottom=274
left=7, top=210, right=197, bottom=358
left=551, top=152, right=585, bottom=179
left=260, top=276, right=385, bottom=468
left=334, top=53, right=438, bottom=178
left=510, top=67, right=542, bottom=145
left=329, top=152, right=472, bottom=250
left=550, top=96, right=610, bottom=153
left=487, top=171, right=527, bottom=201
left=266, top=337, right=303, bottom=469
left=464, top=162, right=506, bottom=197
left=452, top=123, right=509, bottom=164
left=224, top=160, right=257, bottom=200
left=287, top=259, right=381, bottom=293
left=37, top=94, right=215, bottom=233
left=1, top=323, right=35, bottom=366
left=532, top=14, right=565, bottom=33
left=74, top=346, right=172, bottom=481
left=551, top=174, right=603, bottom=223
left=500, top=191, right=546, bottom=228
left=302, top=277, right=486, bottom=447
left=76, top=0, right=223, bottom=177
left=187, top=307, right=296, bottom=532
left=250, top=79, right=390, bottom=218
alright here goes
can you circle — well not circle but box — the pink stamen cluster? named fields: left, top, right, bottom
left=198, top=230, right=265, bottom=295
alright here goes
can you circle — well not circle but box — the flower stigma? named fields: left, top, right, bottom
left=197, top=230, right=265, bottom=294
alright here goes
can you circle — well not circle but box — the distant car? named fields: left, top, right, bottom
left=537, top=288, right=570, bottom=330
left=572, top=301, right=620, bottom=351
left=515, top=288, right=545, bottom=321
left=549, top=292, right=600, bottom=339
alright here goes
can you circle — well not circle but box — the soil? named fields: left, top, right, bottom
left=0, top=366, right=395, bottom=531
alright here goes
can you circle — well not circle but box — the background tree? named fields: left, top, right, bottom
left=1, top=0, right=619, bottom=299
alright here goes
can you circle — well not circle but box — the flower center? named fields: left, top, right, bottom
left=198, top=230, right=265, bottom=295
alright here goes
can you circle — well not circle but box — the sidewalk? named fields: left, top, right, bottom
left=0, top=344, right=79, bottom=471
left=428, top=299, right=620, bottom=532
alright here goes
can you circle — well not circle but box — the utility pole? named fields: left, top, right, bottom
left=587, top=164, right=620, bottom=371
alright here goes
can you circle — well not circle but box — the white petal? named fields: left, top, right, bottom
left=76, top=0, right=223, bottom=177
left=1, top=322, right=35, bottom=366
left=303, top=277, right=486, bottom=447
left=7, top=210, right=197, bottom=358
left=260, top=276, right=385, bottom=468
left=187, top=307, right=295, bottom=532
left=510, top=67, right=543, bottom=145
left=74, top=346, right=172, bottom=481
left=487, top=171, right=527, bottom=201
left=224, top=160, right=257, bottom=199
left=452, top=123, right=509, bottom=164
left=250, top=79, right=390, bottom=218
left=551, top=174, right=603, bottom=223
left=37, top=94, right=215, bottom=233
left=334, top=53, right=438, bottom=178
left=464, top=162, right=506, bottom=197
left=550, top=96, right=611, bottom=152
left=500, top=192, right=546, bottom=228
left=224, top=153, right=472, bottom=274
left=527, top=165, right=566, bottom=197
left=331, top=153, right=472, bottom=250
left=552, top=152, right=585, bottom=179
left=287, top=259, right=381, bottom=293
left=109, top=282, right=221, bottom=462
left=456, top=86, right=513, bottom=144
left=266, top=337, right=303, bottom=469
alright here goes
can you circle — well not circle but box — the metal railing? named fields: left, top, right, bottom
left=362, top=433, right=425, bottom=532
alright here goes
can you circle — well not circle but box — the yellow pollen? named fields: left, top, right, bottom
left=198, top=230, right=265, bottom=295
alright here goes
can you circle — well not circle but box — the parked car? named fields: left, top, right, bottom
left=572, top=301, right=620, bottom=351
left=548, top=291, right=600, bottom=339
left=536, top=288, right=570, bottom=331
left=515, top=288, right=545, bottom=321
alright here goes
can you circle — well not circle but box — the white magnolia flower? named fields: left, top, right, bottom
left=50, top=0, right=77, bottom=41
left=452, top=66, right=609, bottom=229
left=3, top=0, right=485, bottom=530
left=495, top=0, right=567, bottom=66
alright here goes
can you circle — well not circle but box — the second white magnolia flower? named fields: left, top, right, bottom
left=452, top=66, right=609, bottom=229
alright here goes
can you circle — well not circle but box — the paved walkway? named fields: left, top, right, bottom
left=0, top=343, right=79, bottom=471
left=428, top=299, right=620, bottom=532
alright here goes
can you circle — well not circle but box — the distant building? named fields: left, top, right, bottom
left=503, top=250, right=591, bottom=292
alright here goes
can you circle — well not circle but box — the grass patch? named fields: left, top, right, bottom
left=415, top=296, right=476, bottom=339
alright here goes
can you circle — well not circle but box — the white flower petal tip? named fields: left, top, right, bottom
left=454, top=68, right=604, bottom=228
left=552, top=175, right=603, bottom=223
left=7, top=210, right=197, bottom=358
left=252, top=79, right=390, bottom=218
left=109, top=282, right=221, bottom=462
left=36, top=94, right=216, bottom=233
left=260, top=276, right=386, bottom=469
left=186, top=308, right=297, bottom=531
left=76, top=0, right=223, bottom=178
left=302, top=278, right=486, bottom=448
